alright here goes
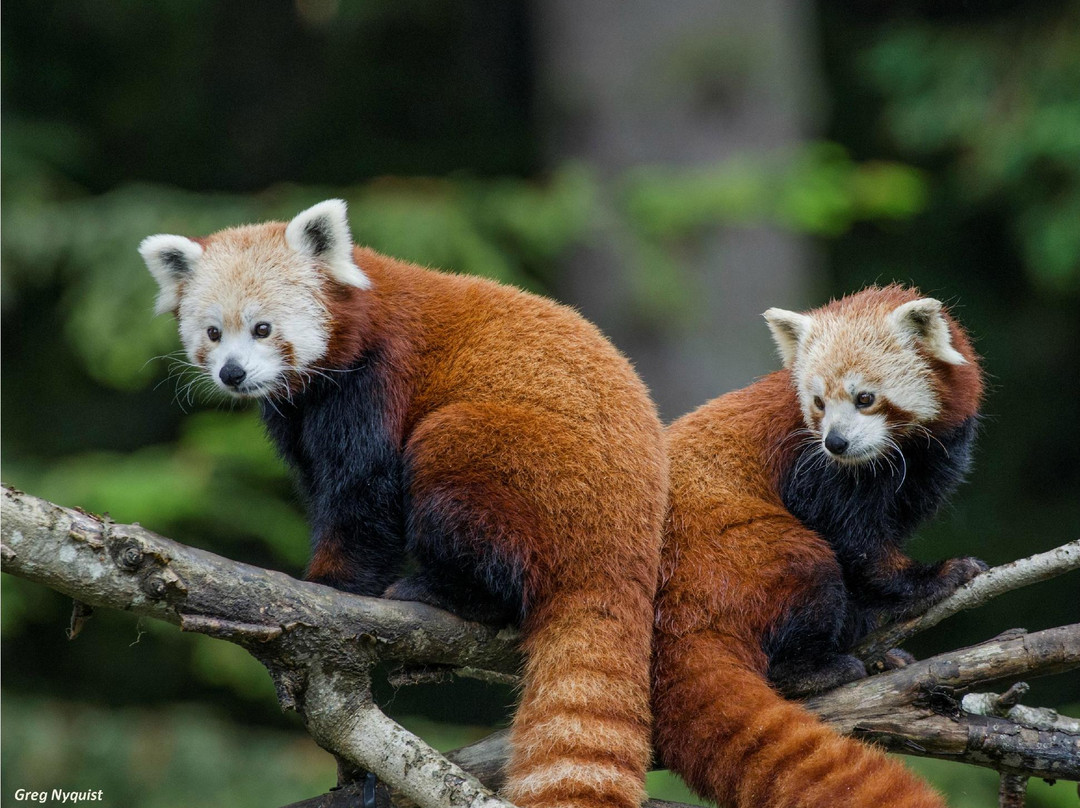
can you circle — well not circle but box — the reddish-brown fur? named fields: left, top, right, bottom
left=306, top=538, right=351, bottom=582
left=190, top=232, right=668, bottom=808
left=653, top=288, right=982, bottom=808
left=341, top=250, right=665, bottom=808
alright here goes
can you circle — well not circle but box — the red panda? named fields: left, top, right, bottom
left=652, top=286, right=986, bottom=808
left=140, top=199, right=668, bottom=808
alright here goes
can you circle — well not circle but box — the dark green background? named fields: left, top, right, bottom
left=2, top=2, right=1078, bottom=807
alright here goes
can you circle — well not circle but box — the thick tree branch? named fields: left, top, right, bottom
left=0, top=487, right=521, bottom=675
left=300, top=663, right=511, bottom=808
left=1, top=487, right=519, bottom=808
left=856, top=540, right=1080, bottom=662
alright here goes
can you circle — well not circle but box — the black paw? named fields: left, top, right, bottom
left=882, top=647, right=917, bottom=670
left=383, top=575, right=445, bottom=606
left=942, top=556, right=989, bottom=590
left=383, top=575, right=513, bottom=626
left=771, top=654, right=867, bottom=698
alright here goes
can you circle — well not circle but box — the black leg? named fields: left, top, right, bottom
left=846, top=547, right=987, bottom=617
left=770, top=653, right=867, bottom=698
left=765, top=577, right=867, bottom=697
left=383, top=570, right=517, bottom=626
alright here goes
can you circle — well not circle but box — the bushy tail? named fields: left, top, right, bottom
left=505, top=585, right=654, bottom=808
left=653, top=632, right=945, bottom=808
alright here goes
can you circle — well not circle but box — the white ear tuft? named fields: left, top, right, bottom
left=889, top=298, right=966, bottom=365
left=764, top=308, right=812, bottom=368
left=139, top=234, right=204, bottom=315
left=285, top=199, right=371, bottom=289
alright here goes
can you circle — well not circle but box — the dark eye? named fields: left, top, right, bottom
left=253, top=322, right=272, bottom=339
left=855, top=392, right=876, bottom=409
left=813, top=396, right=825, bottom=410
left=207, top=326, right=221, bottom=342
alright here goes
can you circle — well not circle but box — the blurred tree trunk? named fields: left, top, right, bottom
left=532, top=0, right=823, bottom=419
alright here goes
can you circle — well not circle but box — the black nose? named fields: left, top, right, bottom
left=219, top=361, right=247, bottom=388
left=824, top=430, right=849, bottom=455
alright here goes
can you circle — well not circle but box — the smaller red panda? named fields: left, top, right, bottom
left=653, top=286, right=986, bottom=808
left=140, top=200, right=668, bottom=808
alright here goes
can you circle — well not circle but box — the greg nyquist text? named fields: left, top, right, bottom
left=13, top=789, right=104, bottom=804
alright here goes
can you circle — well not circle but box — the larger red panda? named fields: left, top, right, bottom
left=653, top=286, right=986, bottom=808
left=139, top=199, right=668, bottom=808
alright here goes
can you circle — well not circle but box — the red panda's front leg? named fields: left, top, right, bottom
left=762, top=552, right=868, bottom=697
left=846, top=544, right=987, bottom=619
left=305, top=520, right=406, bottom=597
left=299, top=440, right=408, bottom=596
left=259, top=361, right=409, bottom=598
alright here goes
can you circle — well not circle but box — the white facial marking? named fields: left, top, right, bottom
left=819, top=398, right=890, bottom=463
left=778, top=296, right=959, bottom=466
left=168, top=223, right=337, bottom=399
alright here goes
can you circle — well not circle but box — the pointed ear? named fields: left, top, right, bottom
left=764, top=308, right=812, bottom=367
left=139, top=234, right=204, bottom=315
left=889, top=298, right=966, bottom=365
left=285, top=199, right=371, bottom=289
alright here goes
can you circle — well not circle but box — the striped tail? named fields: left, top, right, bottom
left=505, top=585, right=655, bottom=808
left=653, top=632, right=945, bottom=808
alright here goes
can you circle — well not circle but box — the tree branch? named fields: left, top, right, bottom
left=0, top=487, right=521, bottom=675
left=856, top=540, right=1080, bottom=662
left=3, top=485, right=1078, bottom=808
left=1, top=486, right=519, bottom=808
left=300, top=663, right=510, bottom=808
left=440, top=625, right=1080, bottom=791
left=997, top=774, right=1028, bottom=808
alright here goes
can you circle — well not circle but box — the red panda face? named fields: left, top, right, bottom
left=765, top=293, right=968, bottom=466
left=140, top=200, right=370, bottom=399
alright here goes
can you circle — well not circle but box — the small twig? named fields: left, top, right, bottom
left=995, top=681, right=1030, bottom=709
left=963, top=688, right=1080, bottom=734
left=67, top=599, right=94, bottom=640
left=856, top=540, right=1080, bottom=662
left=998, top=773, right=1028, bottom=808
left=961, top=682, right=1031, bottom=717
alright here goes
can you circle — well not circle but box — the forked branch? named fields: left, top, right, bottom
left=2, top=486, right=1078, bottom=808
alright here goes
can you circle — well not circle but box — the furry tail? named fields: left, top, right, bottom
left=505, top=584, right=654, bottom=808
left=653, top=632, right=945, bottom=808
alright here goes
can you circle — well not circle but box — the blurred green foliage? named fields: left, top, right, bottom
left=625, top=144, right=927, bottom=239
left=1, top=694, right=507, bottom=808
left=3, top=2, right=1079, bottom=807
left=863, top=7, right=1080, bottom=290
